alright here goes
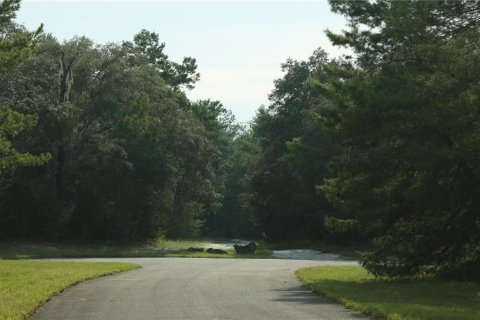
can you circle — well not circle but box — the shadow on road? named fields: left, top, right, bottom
left=272, top=285, right=368, bottom=319
left=272, top=285, right=332, bottom=304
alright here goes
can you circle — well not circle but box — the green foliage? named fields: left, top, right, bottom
left=123, top=29, right=200, bottom=91
left=0, top=0, right=19, bottom=25
left=0, top=29, right=230, bottom=242
left=238, top=0, right=480, bottom=280
left=3, top=1, right=478, bottom=283
left=0, top=0, right=42, bottom=74
left=206, top=131, right=260, bottom=238
left=247, top=49, right=341, bottom=240
left=188, top=99, right=257, bottom=238
left=318, top=0, right=480, bottom=279
left=323, top=216, right=358, bottom=234
left=0, top=0, right=48, bottom=189
left=0, top=106, right=50, bottom=174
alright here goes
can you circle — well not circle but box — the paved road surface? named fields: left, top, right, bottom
left=31, top=258, right=367, bottom=320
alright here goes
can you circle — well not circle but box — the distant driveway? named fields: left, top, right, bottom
left=31, top=258, right=367, bottom=320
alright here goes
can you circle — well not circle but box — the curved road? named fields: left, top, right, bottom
left=31, top=258, right=367, bottom=320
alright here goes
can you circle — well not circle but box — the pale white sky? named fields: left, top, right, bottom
left=16, top=1, right=348, bottom=122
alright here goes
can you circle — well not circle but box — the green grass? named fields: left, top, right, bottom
left=149, top=238, right=216, bottom=250
left=0, top=260, right=139, bottom=320
left=0, top=240, right=272, bottom=259
left=297, top=266, right=480, bottom=320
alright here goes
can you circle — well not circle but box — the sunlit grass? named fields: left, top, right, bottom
left=149, top=237, right=214, bottom=250
left=0, top=239, right=272, bottom=259
left=0, top=260, right=139, bottom=320
left=297, top=266, right=480, bottom=320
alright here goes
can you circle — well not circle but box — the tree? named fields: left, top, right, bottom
left=123, top=29, right=200, bottom=91
left=0, top=0, right=49, bottom=182
left=0, top=0, right=42, bottom=73
left=0, top=107, right=49, bottom=174
left=321, top=0, right=480, bottom=279
left=189, top=100, right=258, bottom=237
left=209, top=131, right=260, bottom=238
left=247, top=49, right=340, bottom=240
left=0, top=29, right=227, bottom=242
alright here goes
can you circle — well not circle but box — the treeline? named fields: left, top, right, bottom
left=0, top=0, right=239, bottom=242
left=230, top=0, right=479, bottom=280
left=1, top=0, right=479, bottom=280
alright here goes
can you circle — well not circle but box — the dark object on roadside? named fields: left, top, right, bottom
left=206, top=248, right=227, bottom=254
left=234, top=242, right=257, bottom=254
left=187, top=247, right=204, bottom=252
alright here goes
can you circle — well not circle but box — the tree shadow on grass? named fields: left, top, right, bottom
left=308, top=278, right=480, bottom=320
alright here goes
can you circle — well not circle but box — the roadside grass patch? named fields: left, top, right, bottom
left=297, top=266, right=480, bottom=320
left=0, top=240, right=272, bottom=259
left=0, top=260, right=139, bottom=320
left=149, top=238, right=215, bottom=250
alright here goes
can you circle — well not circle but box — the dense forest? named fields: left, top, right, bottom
left=1, top=0, right=479, bottom=280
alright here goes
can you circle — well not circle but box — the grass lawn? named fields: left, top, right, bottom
left=0, top=240, right=272, bottom=259
left=297, top=266, right=480, bottom=320
left=0, top=260, right=139, bottom=320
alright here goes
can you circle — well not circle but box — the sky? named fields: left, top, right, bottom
left=16, top=0, right=348, bottom=123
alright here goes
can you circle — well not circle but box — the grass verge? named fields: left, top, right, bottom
left=297, top=266, right=480, bottom=320
left=0, top=240, right=272, bottom=259
left=0, top=260, right=139, bottom=320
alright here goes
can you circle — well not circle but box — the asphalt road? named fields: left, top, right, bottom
left=31, top=258, right=367, bottom=320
